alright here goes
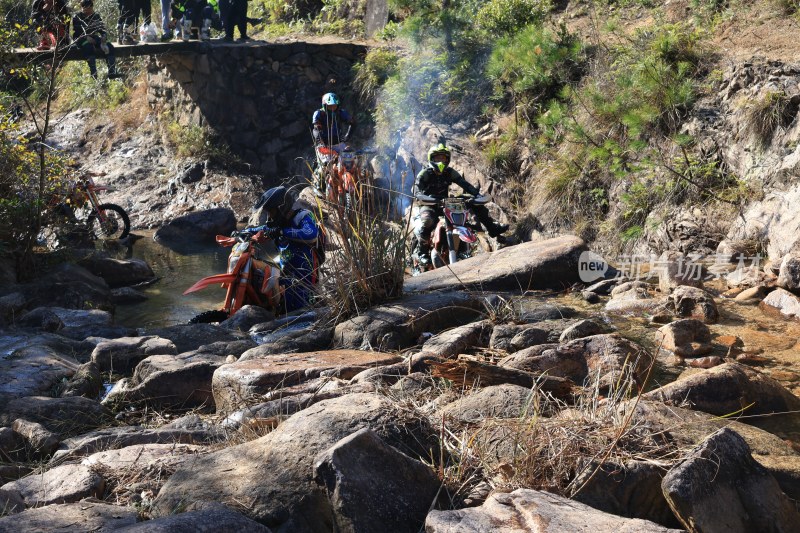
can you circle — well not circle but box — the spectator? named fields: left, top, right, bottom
left=221, top=0, right=248, bottom=42
left=31, top=0, right=70, bottom=51
left=72, top=0, right=123, bottom=80
left=116, top=0, right=136, bottom=44
left=131, top=0, right=152, bottom=33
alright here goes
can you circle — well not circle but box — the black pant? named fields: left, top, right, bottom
left=131, top=0, right=152, bottom=26
left=77, top=37, right=116, bottom=77
left=223, top=0, right=246, bottom=38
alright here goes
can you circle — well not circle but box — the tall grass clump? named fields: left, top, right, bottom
left=744, top=90, right=794, bottom=147
left=475, top=0, right=552, bottom=35
left=353, top=48, right=401, bottom=104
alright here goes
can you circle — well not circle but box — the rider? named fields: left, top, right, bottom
left=312, top=93, right=356, bottom=193
left=413, top=143, right=509, bottom=267
left=249, top=186, right=321, bottom=314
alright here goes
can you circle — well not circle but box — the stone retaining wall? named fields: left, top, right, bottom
left=146, top=41, right=367, bottom=180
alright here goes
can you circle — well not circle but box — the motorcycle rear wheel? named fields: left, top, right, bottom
left=189, top=309, right=230, bottom=324
left=87, top=203, right=131, bottom=240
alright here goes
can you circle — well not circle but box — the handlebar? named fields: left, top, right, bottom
left=415, top=193, right=492, bottom=205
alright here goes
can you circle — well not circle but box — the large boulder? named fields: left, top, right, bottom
left=760, top=287, right=800, bottom=320
left=0, top=396, right=112, bottom=437
left=654, top=318, right=712, bottom=357
left=19, top=263, right=112, bottom=312
left=77, top=255, right=156, bottom=288
left=154, top=208, right=237, bottom=248
left=420, top=320, right=492, bottom=358
left=425, top=489, right=682, bottom=532
left=212, top=350, right=402, bottom=414
left=667, top=285, right=719, bottom=323
left=142, top=323, right=246, bottom=354
left=333, top=292, right=482, bottom=351
left=777, top=253, right=800, bottom=291
left=313, top=428, right=440, bottom=533
left=0, top=344, right=79, bottom=410
left=643, top=362, right=800, bottom=418
left=439, top=384, right=535, bottom=424
left=115, top=503, right=271, bottom=532
left=61, top=361, right=103, bottom=399
left=91, top=336, right=178, bottom=373
left=0, top=499, right=137, bottom=532
left=239, top=327, right=334, bottom=360
left=1, top=464, right=104, bottom=507
left=151, top=394, right=435, bottom=530
left=657, top=251, right=705, bottom=293
left=662, top=428, right=800, bottom=532
left=12, top=419, right=60, bottom=457
left=404, top=236, right=588, bottom=292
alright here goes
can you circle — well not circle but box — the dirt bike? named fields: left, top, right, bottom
left=314, top=145, right=376, bottom=218
left=183, top=228, right=282, bottom=323
left=410, top=194, right=491, bottom=275
left=44, top=174, right=130, bottom=241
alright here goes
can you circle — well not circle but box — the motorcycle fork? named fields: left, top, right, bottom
left=445, top=222, right=458, bottom=265
left=86, top=186, right=105, bottom=220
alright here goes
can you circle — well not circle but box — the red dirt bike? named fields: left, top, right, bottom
left=184, top=228, right=282, bottom=323
left=410, top=194, right=492, bottom=275
left=314, top=145, right=376, bottom=216
left=45, top=174, right=130, bottom=241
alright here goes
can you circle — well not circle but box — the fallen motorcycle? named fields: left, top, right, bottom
left=183, top=227, right=282, bottom=323
left=410, top=194, right=491, bottom=275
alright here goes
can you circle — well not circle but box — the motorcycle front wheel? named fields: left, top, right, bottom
left=87, top=203, right=131, bottom=240
left=189, top=309, right=230, bottom=324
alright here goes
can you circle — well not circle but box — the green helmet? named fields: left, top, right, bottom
left=427, top=143, right=451, bottom=174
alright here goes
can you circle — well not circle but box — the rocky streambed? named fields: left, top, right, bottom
left=1, top=233, right=800, bottom=531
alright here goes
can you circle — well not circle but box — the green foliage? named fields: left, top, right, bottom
left=475, top=0, right=552, bottom=36
left=251, top=0, right=303, bottom=22
left=353, top=48, right=400, bottom=103
left=164, top=121, right=238, bottom=164
left=744, top=90, right=793, bottom=147
left=55, top=62, right=131, bottom=112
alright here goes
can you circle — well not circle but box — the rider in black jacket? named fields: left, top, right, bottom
left=412, top=143, right=508, bottom=266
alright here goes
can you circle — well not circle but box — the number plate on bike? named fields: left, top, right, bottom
left=444, top=199, right=465, bottom=212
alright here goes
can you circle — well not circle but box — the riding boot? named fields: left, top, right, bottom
left=200, top=18, right=211, bottom=40
left=87, top=56, right=98, bottom=79
left=412, top=232, right=432, bottom=267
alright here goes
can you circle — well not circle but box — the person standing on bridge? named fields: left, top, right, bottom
left=31, top=0, right=70, bottom=51
left=73, top=0, right=123, bottom=80
left=116, top=0, right=136, bottom=44
left=221, top=0, right=249, bottom=41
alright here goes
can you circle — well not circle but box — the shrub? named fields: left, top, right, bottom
left=353, top=48, right=400, bottom=103
left=475, top=0, right=552, bottom=36
left=745, top=90, right=794, bottom=147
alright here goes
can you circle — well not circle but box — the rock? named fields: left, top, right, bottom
left=558, top=319, right=607, bottom=342
left=77, top=255, right=155, bottom=288
left=517, top=304, right=578, bottom=322
left=177, top=160, right=205, bottom=184
left=111, top=286, right=148, bottom=304
left=91, top=336, right=178, bottom=373
left=241, top=327, right=334, bottom=359
left=212, top=350, right=402, bottom=414
left=489, top=321, right=572, bottom=352
left=0, top=488, right=24, bottom=516
left=405, top=236, right=589, bottom=292
left=61, top=362, right=103, bottom=399
left=662, top=428, right=800, bottom=532
left=0, top=498, right=137, bottom=532
left=726, top=266, right=769, bottom=288
left=605, top=295, right=669, bottom=315
left=440, top=384, right=535, bottom=424
left=420, top=320, right=492, bottom=358
left=644, top=362, right=800, bottom=418
left=12, top=419, right=60, bottom=457
left=687, top=355, right=724, bottom=369
left=17, top=308, right=63, bottom=331
left=654, top=318, right=712, bottom=357
left=585, top=277, right=627, bottom=295
left=760, top=287, right=800, bottom=320
left=0, top=344, right=79, bottom=410
left=154, top=207, right=237, bottom=248
left=778, top=253, right=800, bottom=291
left=142, top=323, right=246, bottom=354
left=115, top=503, right=270, bottom=532
left=572, top=460, right=680, bottom=528
left=0, top=396, right=113, bottom=437
left=20, top=263, right=112, bottom=312
left=0, top=427, right=24, bottom=462
left=151, top=394, right=435, bottom=529
left=667, top=285, right=719, bottom=323
left=0, top=465, right=30, bottom=484
left=1, top=464, right=104, bottom=507
left=0, top=292, right=26, bottom=326
left=42, top=307, right=112, bottom=329
left=657, top=251, right=705, bottom=293
left=333, top=292, right=482, bottom=351
left=314, top=428, right=440, bottom=533
left=425, top=489, right=682, bottom=532
left=582, top=290, right=600, bottom=303
left=82, top=442, right=203, bottom=471
left=735, top=285, right=771, bottom=302
left=610, top=280, right=651, bottom=298
left=220, top=305, right=275, bottom=331
left=51, top=426, right=220, bottom=463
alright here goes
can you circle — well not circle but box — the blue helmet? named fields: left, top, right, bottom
left=322, top=93, right=340, bottom=109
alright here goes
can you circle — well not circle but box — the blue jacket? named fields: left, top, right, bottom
left=312, top=108, right=354, bottom=146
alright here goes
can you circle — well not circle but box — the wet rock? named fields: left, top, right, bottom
left=240, top=326, right=334, bottom=359
left=12, top=419, right=60, bottom=457
left=1, top=464, right=104, bottom=507
left=760, top=287, right=800, bottom=320
left=585, top=277, right=627, bottom=295
left=662, top=428, right=800, bottom=532
left=425, top=489, right=682, bottom=532
left=667, top=285, right=719, bottom=323
left=212, top=350, right=402, bottom=414
left=111, top=286, right=148, bottom=304
left=440, top=384, right=535, bottom=424
left=142, top=323, right=246, bottom=354
left=154, top=207, right=237, bottom=248
left=0, top=498, right=137, bottom=532
left=51, top=426, right=220, bottom=463
left=91, top=336, right=177, bottom=373
left=313, top=428, right=439, bottom=533
left=333, top=292, right=482, bottom=351
left=644, top=362, right=800, bottom=418
left=61, top=361, right=103, bottom=399
left=115, top=502, right=270, bottom=532
left=17, top=308, right=63, bottom=331
left=657, top=251, right=705, bottom=293
left=517, top=304, right=578, bottom=322
left=151, top=394, right=435, bottom=529
left=420, top=320, right=492, bottom=358
left=0, top=344, right=79, bottom=410
left=654, top=318, right=712, bottom=357
left=220, top=305, right=275, bottom=331
left=572, top=459, right=680, bottom=528
left=77, top=256, right=156, bottom=288
left=610, top=280, right=651, bottom=298
left=0, top=396, right=113, bottom=437
left=405, top=236, right=589, bottom=292
left=778, top=253, right=800, bottom=291
left=558, top=319, right=607, bottom=342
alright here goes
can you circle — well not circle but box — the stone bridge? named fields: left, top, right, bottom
left=144, top=39, right=368, bottom=180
